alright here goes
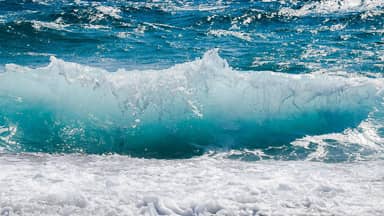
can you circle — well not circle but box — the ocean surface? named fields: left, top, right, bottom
left=0, top=0, right=384, bottom=215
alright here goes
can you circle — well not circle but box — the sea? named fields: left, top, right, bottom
left=0, top=0, right=383, bottom=215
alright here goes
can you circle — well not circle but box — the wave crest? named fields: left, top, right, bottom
left=0, top=50, right=382, bottom=158
left=279, top=0, right=384, bottom=17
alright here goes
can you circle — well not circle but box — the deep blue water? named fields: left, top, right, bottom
left=1, top=0, right=383, bottom=72
left=0, top=0, right=384, bottom=160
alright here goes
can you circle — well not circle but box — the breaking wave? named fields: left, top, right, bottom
left=0, top=50, right=382, bottom=159
left=279, top=0, right=384, bottom=17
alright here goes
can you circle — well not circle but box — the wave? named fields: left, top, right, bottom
left=279, top=0, right=384, bottom=17
left=0, top=50, right=382, bottom=158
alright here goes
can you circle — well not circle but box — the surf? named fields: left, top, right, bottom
left=0, top=50, right=382, bottom=158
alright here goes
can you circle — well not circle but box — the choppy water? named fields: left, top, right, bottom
left=0, top=0, right=384, bottom=215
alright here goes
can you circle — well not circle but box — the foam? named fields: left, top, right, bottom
left=0, top=154, right=383, bottom=215
left=95, top=6, right=122, bottom=19
left=279, top=0, right=384, bottom=17
left=208, top=29, right=252, bottom=41
left=292, top=119, right=384, bottom=161
left=31, top=20, right=69, bottom=31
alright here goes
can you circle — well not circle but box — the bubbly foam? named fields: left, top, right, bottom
left=208, top=30, right=252, bottom=41
left=0, top=153, right=383, bottom=215
left=279, top=0, right=384, bottom=17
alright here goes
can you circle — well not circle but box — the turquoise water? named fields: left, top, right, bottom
left=0, top=0, right=384, bottom=161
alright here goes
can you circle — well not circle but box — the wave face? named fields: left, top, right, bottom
left=0, top=50, right=382, bottom=159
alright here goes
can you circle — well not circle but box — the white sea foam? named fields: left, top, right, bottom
left=32, top=20, right=69, bottom=31
left=292, top=120, right=384, bottom=160
left=170, top=4, right=228, bottom=12
left=0, top=154, right=383, bottom=215
left=95, top=5, right=122, bottom=19
left=82, top=24, right=110, bottom=30
left=208, top=30, right=252, bottom=41
left=279, top=0, right=384, bottom=17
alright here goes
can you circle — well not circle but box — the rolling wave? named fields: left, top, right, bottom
left=0, top=50, right=382, bottom=158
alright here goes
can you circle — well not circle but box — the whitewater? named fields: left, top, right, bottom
left=0, top=0, right=384, bottom=215
left=0, top=154, right=382, bottom=215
